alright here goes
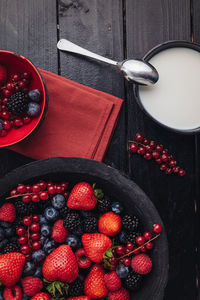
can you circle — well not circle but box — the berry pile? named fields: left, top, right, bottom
left=0, top=180, right=162, bottom=299
left=0, top=64, right=42, bottom=137
left=129, top=133, right=186, bottom=176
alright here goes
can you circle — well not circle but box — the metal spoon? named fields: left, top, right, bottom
left=57, top=39, right=159, bottom=86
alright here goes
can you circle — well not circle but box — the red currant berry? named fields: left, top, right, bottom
left=160, top=164, right=167, bottom=171
left=31, top=194, right=40, bottom=202
left=18, top=81, right=26, bottom=89
left=10, top=189, right=18, bottom=196
left=168, top=155, right=173, bottom=160
left=172, top=166, right=180, bottom=174
left=146, top=242, right=154, bottom=250
left=155, top=144, right=163, bottom=152
left=32, top=184, right=41, bottom=193
left=23, top=116, right=31, bottom=124
left=165, top=168, right=173, bottom=175
left=32, top=241, right=41, bottom=251
left=47, top=186, right=56, bottom=195
left=22, top=195, right=31, bottom=203
left=55, top=185, right=63, bottom=194
left=3, top=120, right=11, bottom=130
left=15, top=85, right=20, bottom=92
left=61, top=182, right=68, bottom=190
left=152, top=151, right=160, bottom=159
left=134, top=248, right=140, bottom=255
left=0, top=129, right=7, bottom=137
left=1, top=110, right=10, bottom=119
left=6, top=83, right=14, bottom=91
left=125, top=248, right=131, bottom=254
left=30, top=223, right=40, bottom=232
left=16, top=226, right=26, bottom=236
left=25, top=254, right=32, bottom=261
left=179, top=169, right=186, bottom=177
left=116, top=245, right=125, bottom=256
left=3, top=89, right=12, bottom=97
left=126, top=242, right=134, bottom=251
left=1, top=105, right=6, bottom=110
left=149, top=140, right=156, bottom=149
left=156, top=158, right=162, bottom=164
left=22, top=71, right=31, bottom=79
left=123, top=258, right=131, bottom=266
left=63, top=191, right=69, bottom=199
left=38, top=180, right=46, bottom=190
left=136, top=236, right=145, bottom=245
left=161, top=154, right=168, bottom=162
left=17, top=184, right=27, bottom=194
left=143, top=138, right=149, bottom=145
left=145, top=145, right=152, bottom=152
left=12, top=73, right=21, bottom=81
left=26, top=185, right=32, bottom=192
left=18, top=236, right=28, bottom=245
left=14, top=118, right=23, bottom=127
left=137, top=146, right=146, bottom=155
left=47, top=181, right=53, bottom=187
left=169, top=160, right=177, bottom=167
left=22, top=78, right=29, bottom=86
left=153, top=224, right=162, bottom=233
left=162, top=149, right=168, bottom=154
left=32, top=215, right=40, bottom=222
left=31, top=232, right=40, bottom=241
left=129, top=143, right=138, bottom=153
left=109, top=257, right=117, bottom=265
left=140, top=245, right=147, bottom=252
left=23, top=216, right=32, bottom=226
left=143, top=231, right=152, bottom=240
left=2, top=98, right=8, bottom=105
left=135, top=133, right=143, bottom=142
left=20, top=244, right=31, bottom=255
left=144, top=152, right=152, bottom=160
left=39, top=191, right=49, bottom=200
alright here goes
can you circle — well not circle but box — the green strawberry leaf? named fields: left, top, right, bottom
left=104, top=248, right=113, bottom=258
left=94, top=188, right=104, bottom=200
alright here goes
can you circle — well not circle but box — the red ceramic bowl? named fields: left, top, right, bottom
left=0, top=51, right=48, bottom=147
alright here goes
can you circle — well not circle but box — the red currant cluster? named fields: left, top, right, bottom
left=8, top=180, right=69, bottom=203
left=106, top=224, right=162, bottom=270
left=16, top=214, right=40, bottom=261
left=0, top=71, right=33, bottom=136
left=129, top=133, right=186, bottom=176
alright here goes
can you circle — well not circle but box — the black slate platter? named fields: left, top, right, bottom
left=0, top=157, right=169, bottom=300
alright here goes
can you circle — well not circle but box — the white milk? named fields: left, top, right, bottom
left=139, top=47, right=200, bottom=130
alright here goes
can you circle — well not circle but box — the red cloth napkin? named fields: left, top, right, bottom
left=9, top=69, right=123, bottom=161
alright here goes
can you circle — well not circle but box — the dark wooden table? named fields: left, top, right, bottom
left=0, top=1, right=200, bottom=299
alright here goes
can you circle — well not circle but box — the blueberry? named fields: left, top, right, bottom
left=44, top=207, right=59, bottom=221
left=119, top=231, right=126, bottom=244
left=112, top=202, right=123, bottom=214
left=0, top=221, right=12, bottom=228
left=27, top=102, right=41, bottom=117
left=32, top=249, right=46, bottom=263
left=43, top=239, right=56, bottom=253
left=0, top=239, right=8, bottom=249
left=5, top=227, right=15, bottom=238
left=0, top=290, right=3, bottom=300
left=41, top=224, right=51, bottom=237
left=28, top=89, right=41, bottom=102
left=66, top=235, right=79, bottom=248
left=0, top=228, right=4, bottom=241
left=116, top=264, right=129, bottom=278
left=40, top=235, right=47, bottom=246
left=23, top=261, right=36, bottom=276
left=51, top=194, right=65, bottom=210
left=0, top=120, right=3, bottom=131
left=34, top=266, right=42, bottom=278
left=39, top=215, right=48, bottom=225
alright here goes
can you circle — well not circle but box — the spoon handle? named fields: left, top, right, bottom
left=57, top=39, right=118, bottom=66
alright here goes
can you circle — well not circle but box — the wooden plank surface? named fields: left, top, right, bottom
left=125, top=0, right=196, bottom=299
left=58, top=0, right=126, bottom=170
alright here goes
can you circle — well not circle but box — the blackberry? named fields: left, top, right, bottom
left=97, top=195, right=111, bottom=212
left=122, top=215, right=139, bottom=231
left=125, top=271, right=143, bottom=291
left=84, top=216, right=98, bottom=233
left=2, top=241, right=20, bottom=254
left=68, top=279, right=84, bottom=297
left=38, top=199, right=52, bottom=213
left=6, top=92, right=28, bottom=116
left=60, top=206, right=70, bottom=218
left=15, top=200, right=36, bottom=216
left=63, top=212, right=81, bottom=231
left=125, top=231, right=140, bottom=245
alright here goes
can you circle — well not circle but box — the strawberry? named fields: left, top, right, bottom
left=104, top=271, right=121, bottom=292
left=67, top=182, right=97, bottom=210
left=82, top=233, right=112, bottom=263
left=42, top=245, right=78, bottom=283
left=67, top=297, right=91, bottom=300
left=84, top=264, right=108, bottom=299
left=0, top=65, right=7, bottom=83
left=108, top=288, right=130, bottom=300
left=0, top=252, right=25, bottom=287
left=31, top=292, right=51, bottom=300
left=75, top=248, right=92, bottom=268
left=22, top=276, right=43, bottom=296
left=131, top=253, right=152, bottom=274
left=98, top=212, right=121, bottom=236
left=0, top=203, right=16, bottom=222
left=51, top=219, right=69, bottom=243
left=3, top=285, right=22, bottom=300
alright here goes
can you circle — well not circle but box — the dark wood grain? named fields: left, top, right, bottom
left=125, top=1, right=196, bottom=299
left=58, top=0, right=126, bottom=171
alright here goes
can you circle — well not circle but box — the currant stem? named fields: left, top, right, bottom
left=6, top=193, right=32, bottom=200
left=128, top=140, right=146, bottom=148
left=118, top=233, right=160, bottom=260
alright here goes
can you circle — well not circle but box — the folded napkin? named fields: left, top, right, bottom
left=9, top=69, right=123, bottom=161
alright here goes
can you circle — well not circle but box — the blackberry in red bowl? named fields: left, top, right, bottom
left=0, top=51, right=48, bottom=146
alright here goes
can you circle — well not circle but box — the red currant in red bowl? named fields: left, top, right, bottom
left=0, top=51, right=48, bottom=147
